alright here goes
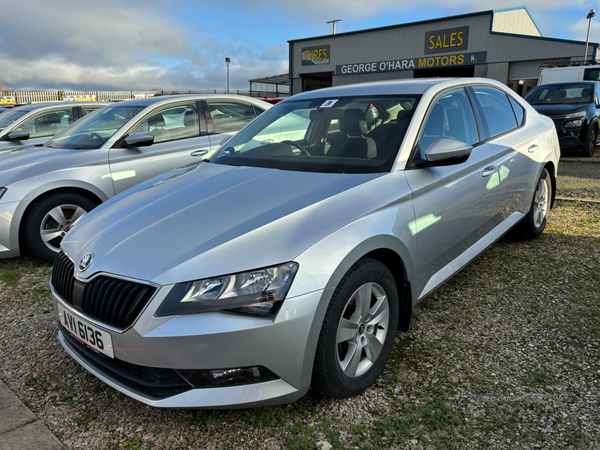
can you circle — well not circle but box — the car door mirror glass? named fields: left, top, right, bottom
left=7, top=130, right=30, bottom=141
left=424, top=138, right=472, bottom=164
left=123, top=132, right=154, bottom=148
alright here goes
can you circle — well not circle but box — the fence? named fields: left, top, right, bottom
left=0, top=89, right=287, bottom=105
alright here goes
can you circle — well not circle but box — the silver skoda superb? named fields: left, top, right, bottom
left=52, top=78, right=559, bottom=408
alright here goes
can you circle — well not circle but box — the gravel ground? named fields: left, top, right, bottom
left=0, top=197, right=599, bottom=449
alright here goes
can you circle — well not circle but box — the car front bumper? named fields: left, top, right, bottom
left=0, top=201, right=21, bottom=258
left=53, top=284, right=326, bottom=408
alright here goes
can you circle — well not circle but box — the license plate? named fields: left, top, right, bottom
left=58, top=304, right=114, bottom=358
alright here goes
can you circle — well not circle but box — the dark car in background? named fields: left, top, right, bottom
left=524, top=81, right=600, bottom=156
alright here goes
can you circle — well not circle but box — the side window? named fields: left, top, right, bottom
left=18, top=108, right=74, bottom=138
left=417, top=88, right=478, bottom=160
left=253, top=105, right=266, bottom=116
left=134, top=102, right=199, bottom=144
left=584, top=68, right=600, bottom=81
left=82, top=106, right=103, bottom=115
left=596, top=85, right=600, bottom=105
left=508, top=97, right=525, bottom=126
left=472, top=86, right=518, bottom=138
left=206, top=100, right=256, bottom=133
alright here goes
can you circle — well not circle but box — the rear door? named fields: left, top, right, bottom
left=469, top=85, right=540, bottom=214
left=108, top=100, right=212, bottom=194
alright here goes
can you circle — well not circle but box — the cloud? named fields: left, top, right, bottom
left=0, top=0, right=597, bottom=91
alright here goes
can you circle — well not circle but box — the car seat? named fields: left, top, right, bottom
left=327, top=109, right=376, bottom=159
left=148, top=114, right=171, bottom=143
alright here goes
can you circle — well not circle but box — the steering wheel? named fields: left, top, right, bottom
left=281, top=140, right=310, bottom=156
left=89, top=132, right=104, bottom=143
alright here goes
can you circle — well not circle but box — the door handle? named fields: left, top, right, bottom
left=191, top=149, right=209, bottom=157
left=527, top=144, right=538, bottom=153
left=481, top=166, right=497, bottom=177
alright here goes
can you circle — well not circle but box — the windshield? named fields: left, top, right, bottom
left=211, top=94, right=420, bottom=173
left=0, top=109, right=29, bottom=134
left=524, top=84, right=594, bottom=105
left=46, top=105, right=145, bottom=149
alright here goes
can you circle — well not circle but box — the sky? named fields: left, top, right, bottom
left=0, top=0, right=598, bottom=92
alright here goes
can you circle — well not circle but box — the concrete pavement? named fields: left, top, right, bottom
left=0, top=379, right=65, bottom=450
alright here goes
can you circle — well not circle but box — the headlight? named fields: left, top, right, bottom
left=0, top=187, right=6, bottom=200
left=564, top=120, right=583, bottom=128
left=155, top=262, right=298, bottom=318
left=564, top=111, right=586, bottom=119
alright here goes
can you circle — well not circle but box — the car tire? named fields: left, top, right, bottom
left=22, top=192, right=96, bottom=263
left=312, top=257, right=399, bottom=398
left=511, top=168, right=552, bottom=240
left=584, top=124, right=597, bottom=157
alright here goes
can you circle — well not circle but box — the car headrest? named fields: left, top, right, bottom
left=340, top=108, right=368, bottom=137
left=40, top=113, right=61, bottom=125
left=148, top=114, right=166, bottom=127
left=183, top=110, right=196, bottom=128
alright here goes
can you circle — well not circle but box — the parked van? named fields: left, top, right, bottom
left=539, top=65, right=600, bottom=85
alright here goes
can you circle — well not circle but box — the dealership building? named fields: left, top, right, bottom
left=288, top=7, right=599, bottom=96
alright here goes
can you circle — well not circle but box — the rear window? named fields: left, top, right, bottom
left=524, top=84, right=594, bottom=105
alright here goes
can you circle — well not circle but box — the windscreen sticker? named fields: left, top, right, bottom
left=320, top=99, right=339, bottom=108
left=101, top=108, right=114, bottom=114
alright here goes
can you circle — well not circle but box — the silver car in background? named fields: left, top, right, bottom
left=0, top=102, right=108, bottom=153
left=52, top=78, right=559, bottom=408
left=0, top=95, right=270, bottom=262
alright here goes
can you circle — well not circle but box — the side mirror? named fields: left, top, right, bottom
left=220, top=136, right=233, bottom=147
left=7, top=130, right=30, bottom=141
left=122, top=132, right=154, bottom=148
left=424, top=139, right=472, bottom=165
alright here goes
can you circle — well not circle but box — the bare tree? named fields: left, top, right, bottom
left=0, top=81, right=8, bottom=92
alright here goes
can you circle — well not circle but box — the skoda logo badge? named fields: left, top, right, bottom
left=78, top=253, right=94, bottom=272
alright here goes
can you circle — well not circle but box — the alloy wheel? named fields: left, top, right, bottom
left=335, top=282, right=390, bottom=378
left=40, top=204, right=88, bottom=252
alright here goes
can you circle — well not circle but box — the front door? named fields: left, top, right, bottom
left=109, top=101, right=211, bottom=194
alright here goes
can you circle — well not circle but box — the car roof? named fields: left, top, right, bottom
left=16, top=101, right=110, bottom=112
left=121, top=94, right=268, bottom=108
left=532, top=81, right=599, bottom=87
left=288, top=78, right=505, bottom=100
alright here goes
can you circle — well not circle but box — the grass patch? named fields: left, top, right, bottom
left=73, top=408, right=98, bottom=430
left=0, top=270, right=21, bottom=287
left=123, top=437, right=142, bottom=449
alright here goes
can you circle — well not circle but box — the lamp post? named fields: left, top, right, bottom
left=585, top=9, right=595, bottom=63
left=225, top=57, right=231, bottom=94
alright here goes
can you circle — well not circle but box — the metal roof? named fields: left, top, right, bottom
left=248, top=73, right=290, bottom=85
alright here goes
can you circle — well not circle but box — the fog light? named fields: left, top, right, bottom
left=175, top=366, right=279, bottom=388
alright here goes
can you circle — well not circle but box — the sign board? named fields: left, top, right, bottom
left=336, top=51, right=486, bottom=76
left=0, top=96, right=16, bottom=105
left=63, top=95, right=97, bottom=102
left=301, top=45, right=331, bottom=66
left=424, top=26, right=469, bottom=55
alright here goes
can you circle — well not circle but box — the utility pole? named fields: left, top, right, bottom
left=585, top=9, right=595, bottom=63
left=327, top=19, right=342, bottom=34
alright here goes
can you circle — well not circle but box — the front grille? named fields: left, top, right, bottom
left=52, top=252, right=157, bottom=329
left=53, top=251, right=76, bottom=304
left=59, top=322, right=192, bottom=400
